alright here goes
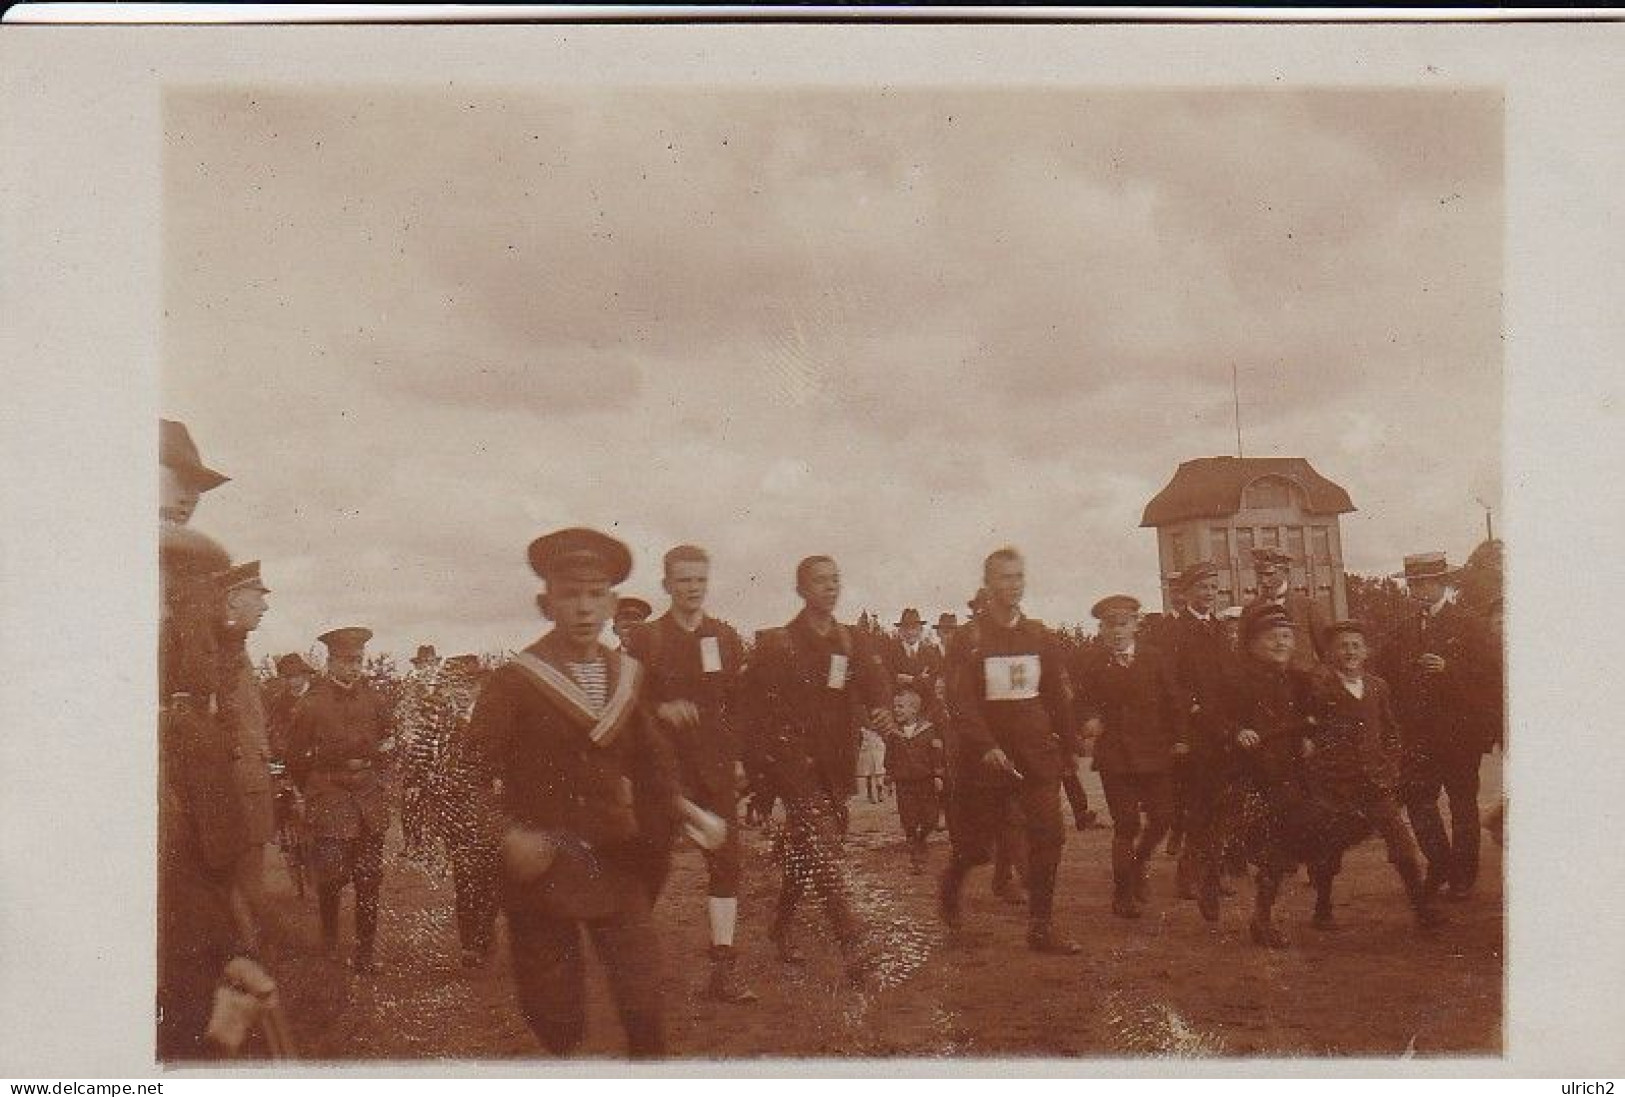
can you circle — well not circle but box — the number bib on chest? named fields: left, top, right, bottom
left=984, top=654, right=1041, bottom=701
left=827, top=653, right=849, bottom=690
left=700, top=636, right=723, bottom=674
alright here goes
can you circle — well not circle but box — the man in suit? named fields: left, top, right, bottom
left=886, top=607, right=946, bottom=710
left=1379, top=552, right=1500, bottom=901
left=1246, top=546, right=1329, bottom=671
left=1071, top=595, right=1188, bottom=919
left=938, top=548, right=1084, bottom=955
left=1166, top=560, right=1240, bottom=920
left=744, top=555, right=894, bottom=979
left=396, top=644, right=445, bottom=859
left=286, top=626, right=394, bottom=974
left=623, top=544, right=757, bottom=1004
left=460, top=528, right=680, bottom=1058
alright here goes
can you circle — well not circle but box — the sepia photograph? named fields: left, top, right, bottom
left=3, top=16, right=1623, bottom=1080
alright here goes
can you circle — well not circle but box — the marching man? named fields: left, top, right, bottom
left=623, top=544, right=759, bottom=1004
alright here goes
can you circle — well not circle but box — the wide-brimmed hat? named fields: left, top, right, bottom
left=411, top=644, right=439, bottom=665
left=934, top=612, right=959, bottom=631
left=895, top=607, right=924, bottom=629
left=160, top=419, right=230, bottom=491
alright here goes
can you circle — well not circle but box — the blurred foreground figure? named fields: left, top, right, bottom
left=462, top=528, right=680, bottom=1058
left=158, top=521, right=283, bottom=1059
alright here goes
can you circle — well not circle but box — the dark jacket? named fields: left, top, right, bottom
left=1165, top=611, right=1240, bottom=764
left=884, top=720, right=946, bottom=783
left=1377, top=599, right=1499, bottom=765
left=1224, top=659, right=1315, bottom=789
left=623, top=612, right=746, bottom=808
left=884, top=638, right=946, bottom=702
left=286, top=676, right=393, bottom=840
left=744, top=610, right=892, bottom=803
left=1071, top=645, right=1188, bottom=776
left=461, top=634, right=679, bottom=917
left=1306, top=668, right=1405, bottom=800
left=945, top=614, right=1080, bottom=786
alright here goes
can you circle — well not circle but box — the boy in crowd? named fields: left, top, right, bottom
left=884, top=684, right=946, bottom=873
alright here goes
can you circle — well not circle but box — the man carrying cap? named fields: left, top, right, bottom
left=160, top=418, right=230, bottom=527
left=1070, top=595, right=1187, bottom=919
left=743, top=554, right=895, bottom=980
left=1245, top=546, right=1329, bottom=671
left=938, top=547, right=1085, bottom=955
left=212, top=561, right=278, bottom=951
left=459, top=528, right=680, bottom=1058
left=1165, top=560, right=1241, bottom=918
left=396, top=644, right=446, bottom=860
left=622, top=544, right=757, bottom=1004
left=285, top=626, right=393, bottom=973
left=1377, top=552, right=1499, bottom=902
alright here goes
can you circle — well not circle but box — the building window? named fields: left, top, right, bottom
left=1169, top=531, right=1186, bottom=572
left=1236, top=527, right=1255, bottom=556
left=1242, top=476, right=1298, bottom=510
left=1312, top=525, right=1332, bottom=561
left=1286, top=525, right=1306, bottom=562
left=1260, top=526, right=1280, bottom=549
left=1209, top=527, right=1231, bottom=564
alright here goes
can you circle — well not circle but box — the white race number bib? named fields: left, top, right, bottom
left=827, top=653, right=849, bottom=690
left=700, top=636, right=723, bottom=674
left=983, top=654, right=1040, bottom=701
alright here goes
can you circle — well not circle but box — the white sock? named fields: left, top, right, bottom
left=707, top=896, right=737, bottom=947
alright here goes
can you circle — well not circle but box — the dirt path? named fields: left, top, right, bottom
left=264, top=768, right=1502, bottom=1062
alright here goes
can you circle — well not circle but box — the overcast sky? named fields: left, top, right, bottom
left=163, top=86, right=1502, bottom=661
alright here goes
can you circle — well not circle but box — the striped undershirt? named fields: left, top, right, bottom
left=565, top=659, right=609, bottom=715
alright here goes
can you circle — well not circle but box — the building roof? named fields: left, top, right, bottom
left=1140, top=456, right=1355, bottom=528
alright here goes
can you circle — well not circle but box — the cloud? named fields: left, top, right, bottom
left=165, top=85, right=1502, bottom=657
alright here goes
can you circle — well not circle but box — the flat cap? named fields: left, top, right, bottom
left=160, top=419, right=230, bottom=491
left=1177, top=559, right=1220, bottom=587
left=317, top=626, right=373, bottom=655
left=1322, top=619, right=1369, bottom=641
left=528, top=527, right=632, bottom=584
left=615, top=596, right=653, bottom=622
left=1250, top=546, right=1293, bottom=567
left=1091, top=594, right=1142, bottom=622
left=217, top=560, right=269, bottom=594
left=1242, top=604, right=1295, bottom=642
left=275, top=653, right=316, bottom=677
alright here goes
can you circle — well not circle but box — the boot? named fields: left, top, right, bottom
left=1400, top=860, right=1448, bottom=930
left=938, top=860, right=967, bottom=931
left=1249, top=870, right=1286, bottom=949
left=317, top=888, right=341, bottom=957
left=1027, top=921, right=1083, bottom=955
left=704, top=945, right=759, bottom=1003
left=768, top=916, right=805, bottom=964
left=1110, top=838, right=1140, bottom=919
left=1175, top=849, right=1199, bottom=900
